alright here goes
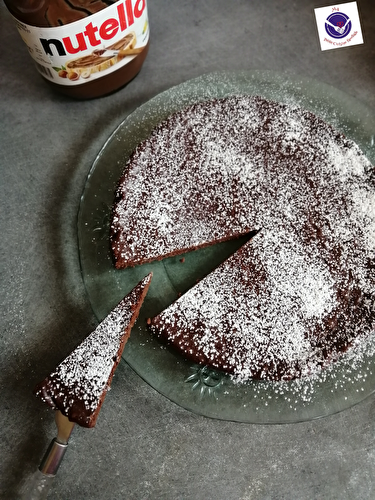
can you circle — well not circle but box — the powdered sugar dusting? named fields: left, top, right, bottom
left=110, top=95, right=375, bottom=382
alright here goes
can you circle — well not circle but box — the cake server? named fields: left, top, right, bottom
left=20, top=410, right=75, bottom=500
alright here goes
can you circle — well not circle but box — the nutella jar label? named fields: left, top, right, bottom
left=13, top=0, right=149, bottom=86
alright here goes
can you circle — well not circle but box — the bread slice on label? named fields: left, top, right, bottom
left=66, top=31, right=137, bottom=80
left=34, top=273, right=152, bottom=427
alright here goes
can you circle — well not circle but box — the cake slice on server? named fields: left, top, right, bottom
left=34, top=273, right=152, bottom=428
left=23, top=274, right=152, bottom=496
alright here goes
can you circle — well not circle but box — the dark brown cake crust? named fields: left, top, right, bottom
left=111, top=95, right=375, bottom=381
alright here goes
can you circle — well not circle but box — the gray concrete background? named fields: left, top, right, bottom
left=1, top=1, right=375, bottom=498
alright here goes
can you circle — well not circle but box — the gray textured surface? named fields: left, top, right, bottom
left=1, top=1, right=375, bottom=499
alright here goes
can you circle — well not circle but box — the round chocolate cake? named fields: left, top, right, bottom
left=111, top=95, right=375, bottom=382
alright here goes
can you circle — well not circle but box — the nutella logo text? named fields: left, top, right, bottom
left=40, top=0, right=145, bottom=57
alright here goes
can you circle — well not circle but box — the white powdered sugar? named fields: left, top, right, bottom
left=260, top=231, right=336, bottom=320
left=111, top=95, right=375, bottom=382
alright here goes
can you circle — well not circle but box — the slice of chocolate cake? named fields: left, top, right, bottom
left=34, top=273, right=152, bottom=427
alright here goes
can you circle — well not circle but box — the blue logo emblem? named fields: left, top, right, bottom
left=325, top=12, right=351, bottom=38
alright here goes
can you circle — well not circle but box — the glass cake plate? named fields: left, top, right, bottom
left=77, top=70, right=375, bottom=424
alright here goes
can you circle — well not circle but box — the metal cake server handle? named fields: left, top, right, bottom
left=20, top=411, right=75, bottom=500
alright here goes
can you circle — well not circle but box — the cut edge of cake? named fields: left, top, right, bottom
left=111, top=228, right=257, bottom=270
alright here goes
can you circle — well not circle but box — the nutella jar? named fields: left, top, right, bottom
left=4, top=0, right=150, bottom=99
